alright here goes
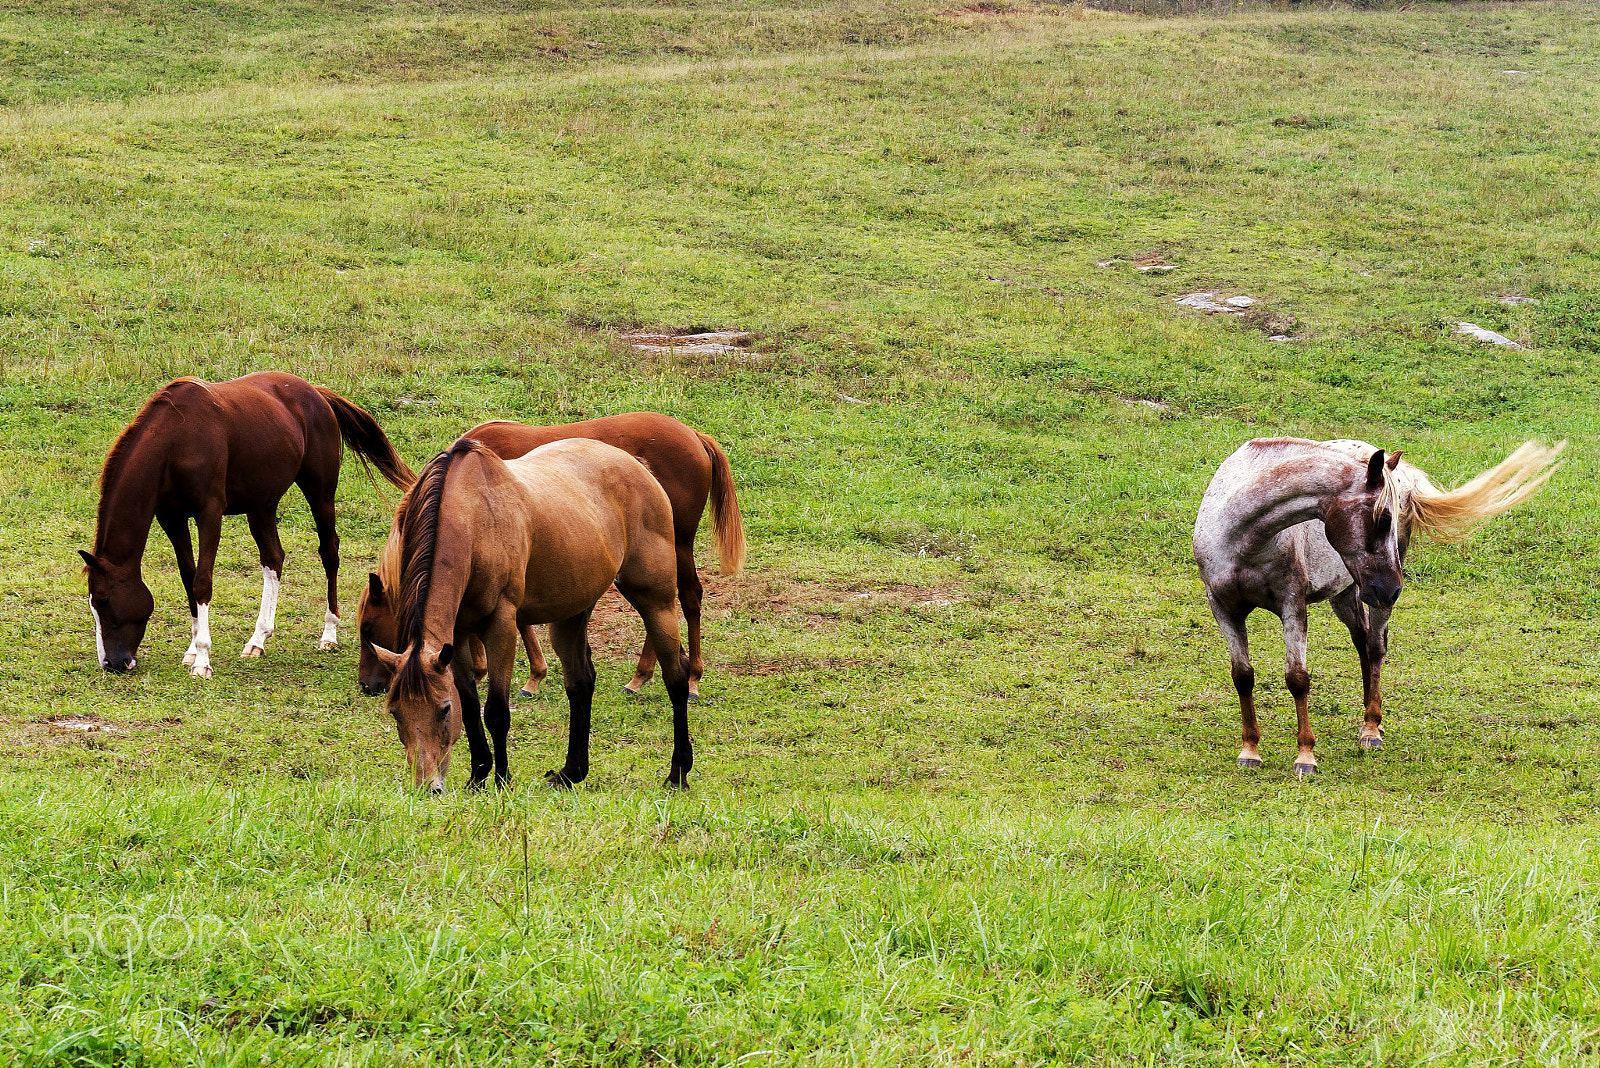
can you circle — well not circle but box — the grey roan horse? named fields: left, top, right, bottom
left=1193, top=437, right=1562, bottom=776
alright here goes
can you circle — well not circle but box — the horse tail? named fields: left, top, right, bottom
left=315, top=386, right=417, bottom=491
left=1405, top=440, right=1565, bottom=542
left=696, top=431, right=746, bottom=575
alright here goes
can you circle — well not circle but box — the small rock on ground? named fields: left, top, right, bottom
left=1454, top=322, right=1525, bottom=349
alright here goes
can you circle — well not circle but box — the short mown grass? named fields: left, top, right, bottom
left=4, top=1, right=1600, bottom=1063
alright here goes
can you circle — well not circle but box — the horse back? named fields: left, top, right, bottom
left=496, top=439, right=676, bottom=624
left=465, top=413, right=712, bottom=545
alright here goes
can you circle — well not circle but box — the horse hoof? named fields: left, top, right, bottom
left=621, top=684, right=641, bottom=697
left=544, top=770, right=575, bottom=790
left=1294, top=763, right=1318, bottom=778
left=191, top=665, right=213, bottom=680
left=241, top=646, right=263, bottom=659
left=518, top=688, right=534, bottom=699
left=182, top=652, right=197, bottom=667
left=318, top=640, right=338, bottom=652
left=663, top=776, right=689, bottom=792
left=686, top=691, right=700, bottom=703
left=1237, top=757, right=1263, bottom=769
left=1359, top=736, right=1383, bottom=749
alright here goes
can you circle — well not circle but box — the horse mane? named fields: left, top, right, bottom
left=1382, top=441, right=1564, bottom=543
left=93, top=377, right=211, bottom=555
left=391, top=437, right=487, bottom=701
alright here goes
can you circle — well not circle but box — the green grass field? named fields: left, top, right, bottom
left=4, top=0, right=1600, bottom=1062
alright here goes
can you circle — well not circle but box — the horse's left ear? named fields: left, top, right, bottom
left=1366, top=450, right=1387, bottom=489
left=1385, top=450, right=1403, bottom=471
left=370, top=644, right=402, bottom=670
left=78, top=550, right=102, bottom=572
left=367, top=572, right=386, bottom=605
left=435, top=643, right=454, bottom=672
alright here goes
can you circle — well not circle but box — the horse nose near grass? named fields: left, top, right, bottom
left=103, top=655, right=135, bottom=673
left=1362, top=580, right=1402, bottom=608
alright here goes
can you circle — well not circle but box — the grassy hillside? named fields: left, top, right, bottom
left=3, top=1, right=1600, bottom=1063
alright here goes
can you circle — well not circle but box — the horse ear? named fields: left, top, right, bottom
left=370, top=644, right=402, bottom=670
left=436, top=643, right=454, bottom=672
left=367, top=572, right=386, bottom=605
left=1366, top=450, right=1387, bottom=489
left=1385, top=450, right=1403, bottom=471
left=78, top=550, right=101, bottom=572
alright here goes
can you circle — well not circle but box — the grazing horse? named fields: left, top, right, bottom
left=356, top=413, right=744, bottom=699
left=368, top=437, right=693, bottom=792
left=82, top=372, right=415, bottom=678
left=1193, top=437, right=1562, bottom=776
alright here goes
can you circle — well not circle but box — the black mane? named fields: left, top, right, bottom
left=391, top=437, right=482, bottom=699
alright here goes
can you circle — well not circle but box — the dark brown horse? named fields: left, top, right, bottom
left=370, top=438, right=693, bottom=792
left=356, top=412, right=744, bottom=699
left=83, top=372, right=415, bottom=677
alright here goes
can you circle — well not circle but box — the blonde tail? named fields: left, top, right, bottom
left=1408, top=440, right=1565, bottom=542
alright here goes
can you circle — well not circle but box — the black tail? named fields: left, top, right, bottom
left=315, top=386, right=416, bottom=491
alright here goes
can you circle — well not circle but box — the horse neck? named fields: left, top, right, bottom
left=1201, top=452, right=1358, bottom=560
left=94, top=420, right=169, bottom=570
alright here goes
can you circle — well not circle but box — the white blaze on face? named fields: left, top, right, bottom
left=190, top=603, right=213, bottom=679
left=88, top=598, right=106, bottom=667
left=244, top=567, right=281, bottom=655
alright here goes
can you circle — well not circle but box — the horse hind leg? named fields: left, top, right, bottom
left=241, top=510, right=287, bottom=659
left=617, top=581, right=692, bottom=790
left=677, top=544, right=705, bottom=700
left=1210, top=600, right=1262, bottom=769
left=290, top=488, right=339, bottom=650
left=519, top=625, right=548, bottom=698
left=546, top=611, right=597, bottom=788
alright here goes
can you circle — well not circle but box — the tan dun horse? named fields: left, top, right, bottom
left=370, top=437, right=693, bottom=793
left=357, top=412, right=743, bottom=699
left=83, top=372, right=415, bottom=678
left=1194, top=437, right=1562, bottom=776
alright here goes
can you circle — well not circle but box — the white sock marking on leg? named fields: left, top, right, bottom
left=243, top=567, right=281, bottom=656
left=191, top=603, right=213, bottom=679
left=183, top=613, right=200, bottom=666
left=319, top=609, right=340, bottom=650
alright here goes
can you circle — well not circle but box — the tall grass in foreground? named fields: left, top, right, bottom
left=4, top=778, right=1598, bottom=1065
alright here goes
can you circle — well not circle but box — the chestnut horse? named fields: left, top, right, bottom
left=83, top=372, right=415, bottom=677
left=370, top=437, right=692, bottom=792
left=1194, top=437, right=1562, bottom=776
left=357, top=413, right=744, bottom=699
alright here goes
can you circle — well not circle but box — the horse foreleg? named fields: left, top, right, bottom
left=480, top=609, right=520, bottom=788
left=188, top=508, right=223, bottom=679
left=158, top=513, right=200, bottom=666
left=242, top=510, right=286, bottom=659
left=1359, top=605, right=1391, bottom=749
left=1210, top=599, right=1260, bottom=768
left=453, top=653, right=492, bottom=791
left=1331, top=589, right=1387, bottom=749
left=518, top=625, right=548, bottom=698
left=547, top=611, right=596, bottom=788
left=1281, top=597, right=1316, bottom=777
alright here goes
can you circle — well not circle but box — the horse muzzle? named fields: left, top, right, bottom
left=101, top=655, right=137, bottom=673
left=1360, top=579, right=1402, bottom=609
left=360, top=677, right=390, bottom=696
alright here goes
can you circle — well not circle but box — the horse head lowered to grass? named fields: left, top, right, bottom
left=371, top=436, right=695, bottom=793
left=355, top=412, right=743, bottom=701
left=1193, top=437, right=1563, bottom=777
left=82, top=372, right=414, bottom=678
